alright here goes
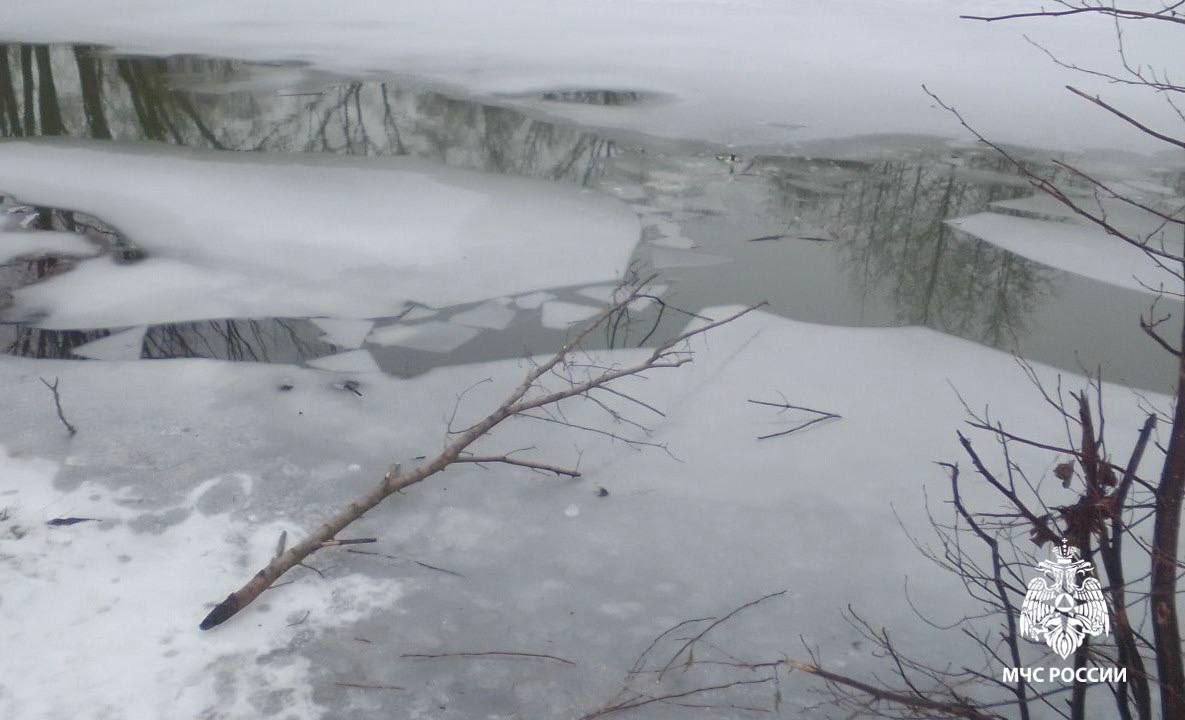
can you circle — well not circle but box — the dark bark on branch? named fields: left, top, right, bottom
left=1150, top=316, right=1185, bottom=718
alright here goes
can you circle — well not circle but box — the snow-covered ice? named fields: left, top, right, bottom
left=948, top=211, right=1181, bottom=293
left=0, top=141, right=640, bottom=327
left=0, top=458, right=408, bottom=720
left=0, top=309, right=1167, bottom=719
left=0, top=230, right=98, bottom=264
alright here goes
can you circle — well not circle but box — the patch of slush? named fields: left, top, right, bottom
left=449, top=301, right=518, bottom=330
left=367, top=321, right=482, bottom=353
left=310, top=318, right=375, bottom=349
left=71, top=326, right=147, bottom=360
left=0, top=453, right=407, bottom=720
left=0, top=230, right=97, bottom=263
left=947, top=211, right=1180, bottom=293
left=540, top=301, right=602, bottom=329
left=307, top=349, right=382, bottom=374
left=0, top=142, right=639, bottom=328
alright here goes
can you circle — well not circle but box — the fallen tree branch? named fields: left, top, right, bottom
left=585, top=592, right=790, bottom=719
left=199, top=282, right=763, bottom=630
left=786, top=659, right=1004, bottom=720
left=579, top=677, right=776, bottom=720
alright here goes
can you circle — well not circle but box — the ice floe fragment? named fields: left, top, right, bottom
left=367, top=321, right=481, bottom=353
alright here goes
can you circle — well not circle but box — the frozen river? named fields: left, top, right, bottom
left=1, top=5, right=1183, bottom=720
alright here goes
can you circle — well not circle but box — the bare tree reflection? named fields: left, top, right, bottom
left=142, top=319, right=333, bottom=364
left=762, top=152, right=1057, bottom=346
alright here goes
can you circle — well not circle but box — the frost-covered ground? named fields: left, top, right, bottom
left=0, top=309, right=1166, bottom=719
left=0, top=1, right=1181, bottom=153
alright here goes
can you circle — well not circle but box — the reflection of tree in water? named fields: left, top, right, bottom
left=0, top=44, right=614, bottom=186
left=253, top=82, right=614, bottom=183
left=2, top=324, right=111, bottom=360
left=0, top=45, right=64, bottom=137
left=767, top=153, right=1056, bottom=347
left=142, top=319, right=332, bottom=364
left=0, top=315, right=331, bottom=364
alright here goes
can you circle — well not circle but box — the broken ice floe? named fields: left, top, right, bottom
left=307, top=349, right=382, bottom=374
left=449, top=301, right=518, bottom=330
left=367, top=321, right=482, bottom=353
left=310, top=318, right=375, bottom=349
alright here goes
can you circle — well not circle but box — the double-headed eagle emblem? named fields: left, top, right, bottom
left=1020, top=541, right=1110, bottom=659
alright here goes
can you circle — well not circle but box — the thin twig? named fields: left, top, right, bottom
left=39, top=377, right=76, bottom=436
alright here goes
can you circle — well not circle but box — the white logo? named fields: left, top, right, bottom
left=1020, top=541, right=1110, bottom=659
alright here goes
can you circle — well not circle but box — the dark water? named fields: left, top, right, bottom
left=0, top=44, right=1180, bottom=391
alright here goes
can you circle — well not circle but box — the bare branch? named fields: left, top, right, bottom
left=198, top=282, right=762, bottom=630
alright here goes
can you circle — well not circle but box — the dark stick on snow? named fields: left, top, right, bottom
left=39, top=377, right=77, bottom=436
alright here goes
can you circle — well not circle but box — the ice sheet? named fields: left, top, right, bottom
left=0, top=142, right=639, bottom=328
